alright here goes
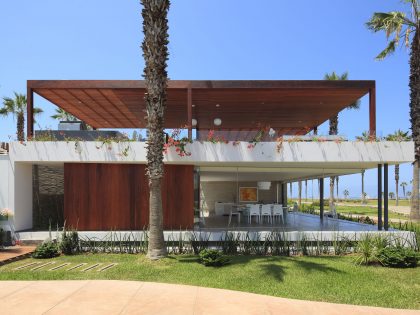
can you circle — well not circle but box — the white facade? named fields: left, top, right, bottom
left=1, top=140, right=415, bottom=234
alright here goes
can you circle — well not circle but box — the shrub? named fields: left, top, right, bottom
left=60, top=230, right=79, bottom=255
left=354, top=234, right=375, bottom=265
left=377, top=247, right=419, bottom=268
left=199, top=249, right=230, bottom=267
left=32, top=240, right=59, bottom=259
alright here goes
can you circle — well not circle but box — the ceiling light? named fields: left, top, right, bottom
left=215, top=104, right=220, bottom=107
left=192, top=104, right=196, bottom=107
left=191, top=118, right=197, bottom=127
left=213, top=118, right=222, bottom=126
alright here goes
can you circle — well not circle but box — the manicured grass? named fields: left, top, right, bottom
left=1, top=254, right=419, bottom=309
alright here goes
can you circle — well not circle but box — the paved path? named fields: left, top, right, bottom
left=0, top=246, right=36, bottom=264
left=0, top=280, right=418, bottom=315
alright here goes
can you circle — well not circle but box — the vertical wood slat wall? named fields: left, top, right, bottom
left=64, top=163, right=194, bottom=230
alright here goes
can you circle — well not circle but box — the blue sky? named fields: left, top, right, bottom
left=0, top=0, right=414, bottom=198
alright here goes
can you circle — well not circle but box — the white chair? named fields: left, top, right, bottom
left=272, top=204, right=284, bottom=224
left=260, top=204, right=272, bottom=224
left=248, top=204, right=260, bottom=224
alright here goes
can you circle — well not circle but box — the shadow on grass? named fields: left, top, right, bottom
left=292, top=258, right=344, bottom=274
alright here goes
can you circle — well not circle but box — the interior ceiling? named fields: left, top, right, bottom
left=30, top=80, right=373, bottom=135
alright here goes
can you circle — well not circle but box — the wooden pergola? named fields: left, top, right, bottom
left=27, top=80, right=376, bottom=140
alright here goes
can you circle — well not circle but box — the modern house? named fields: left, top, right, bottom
left=0, top=80, right=415, bottom=240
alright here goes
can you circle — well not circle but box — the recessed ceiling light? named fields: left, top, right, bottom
left=216, top=104, right=220, bottom=107
left=192, top=104, right=196, bottom=107
left=298, top=120, right=303, bottom=123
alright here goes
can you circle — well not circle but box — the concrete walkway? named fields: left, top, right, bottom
left=0, top=281, right=419, bottom=315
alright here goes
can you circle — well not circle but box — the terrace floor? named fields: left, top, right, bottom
left=195, top=212, right=380, bottom=232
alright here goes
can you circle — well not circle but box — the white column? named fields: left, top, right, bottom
left=13, top=162, right=33, bottom=231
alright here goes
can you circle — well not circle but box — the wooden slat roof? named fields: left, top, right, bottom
left=29, top=80, right=374, bottom=133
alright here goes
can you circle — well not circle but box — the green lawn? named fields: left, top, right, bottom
left=1, top=254, right=419, bottom=309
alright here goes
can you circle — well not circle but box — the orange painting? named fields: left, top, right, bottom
left=239, top=187, right=258, bottom=202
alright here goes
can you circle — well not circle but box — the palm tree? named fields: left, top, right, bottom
left=141, top=0, right=170, bottom=259
left=305, top=180, right=308, bottom=201
left=51, top=108, right=77, bottom=121
left=298, top=181, right=302, bottom=208
left=386, top=130, right=411, bottom=205
left=401, top=181, right=408, bottom=197
left=336, top=176, right=339, bottom=200
left=361, top=170, right=366, bottom=204
left=290, top=182, right=293, bottom=199
left=0, top=92, right=43, bottom=141
left=343, top=189, right=350, bottom=200
left=324, top=72, right=360, bottom=208
left=389, top=192, right=395, bottom=199
left=366, top=0, right=420, bottom=219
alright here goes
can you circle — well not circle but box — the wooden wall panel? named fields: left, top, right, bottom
left=64, top=163, right=193, bottom=230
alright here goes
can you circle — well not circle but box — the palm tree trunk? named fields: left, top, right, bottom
left=409, top=29, right=420, bottom=220
left=328, top=115, right=338, bottom=208
left=336, top=176, right=339, bottom=200
left=298, top=181, right=302, bottom=208
left=142, top=0, right=170, bottom=259
left=395, top=164, right=399, bottom=206
left=329, top=176, right=335, bottom=209
left=290, top=182, right=293, bottom=199
left=361, top=171, right=365, bottom=204
left=305, top=180, right=308, bottom=201
left=17, top=111, right=24, bottom=141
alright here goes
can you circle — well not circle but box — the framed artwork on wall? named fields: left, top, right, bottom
left=239, top=187, right=258, bottom=202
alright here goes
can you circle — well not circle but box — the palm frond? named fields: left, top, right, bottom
left=375, top=39, right=398, bottom=60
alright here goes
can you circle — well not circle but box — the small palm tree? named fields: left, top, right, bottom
left=386, top=130, right=411, bottom=205
left=401, top=181, right=408, bottom=197
left=51, top=108, right=77, bottom=121
left=0, top=92, right=43, bottom=141
left=366, top=0, right=420, bottom=219
left=389, top=192, right=395, bottom=199
left=343, top=189, right=350, bottom=200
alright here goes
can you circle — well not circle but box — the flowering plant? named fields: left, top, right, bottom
left=206, top=130, right=229, bottom=144
left=163, top=127, right=193, bottom=157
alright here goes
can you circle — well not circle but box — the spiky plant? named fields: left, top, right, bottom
left=141, top=0, right=170, bottom=259
left=366, top=0, right=420, bottom=219
left=0, top=92, right=43, bottom=141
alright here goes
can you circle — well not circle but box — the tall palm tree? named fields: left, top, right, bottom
left=305, top=180, right=308, bottom=201
left=141, top=0, right=170, bottom=259
left=336, top=176, right=339, bottom=200
left=361, top=170, right=366, bottom=204
left=401, top=181, right=408, bottom=197
left=298, top=181, right=302, bottom=208
left=290, top=182, right=293, bottom=199
left=386, top=130, right=411, bottom=205
left=0, top=92, right=43, bottom=141
left=366, top=0, right=420, bottom=219
left=324, top=72, right=360, bottom=209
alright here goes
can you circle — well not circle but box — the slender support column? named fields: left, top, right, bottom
left=319, top=178, right=324, bottom=221
left=369, top=86, right=376, bottom=138
left=378, top=164, right=382, bottom=230
left=313, top=126, right=318, bottom=135
left=187, top=87, right=192, bottom=140
left=27, top=86, right=34, bottom=140
left=384, top=163, right=389, bottom=231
